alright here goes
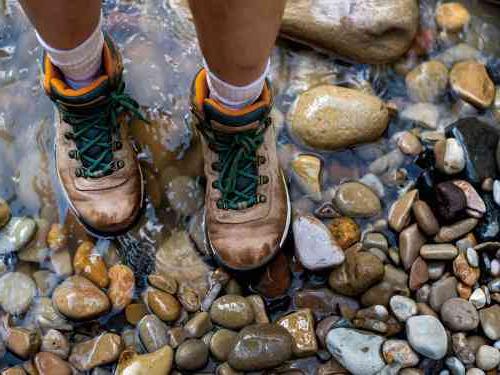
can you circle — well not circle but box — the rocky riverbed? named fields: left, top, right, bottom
left=1, top=0, right=500, bottom=374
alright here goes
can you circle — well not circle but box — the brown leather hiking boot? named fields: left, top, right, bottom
left=191, top=69, right=291, bottom=271
left=43, top=36, right=144, bottom=237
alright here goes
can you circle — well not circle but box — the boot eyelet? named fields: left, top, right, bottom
left=211, top=162, right=220, bottom=172
left=217, top=199, right=226, bottom=209
left=68, top=150, right=77, bottom=159
left=257, top=156, right=266, bottom=165
left=75, top=168, right=83, bottom=178
left=258, top=194, right=267, bottom=204
left=259, top=175, right=269, bottom=185
left=64, top=132, right=74, bottom=140
left=117, top=160, right=125, bottom=169
left=114, top=141, right=123, bottom=150
left=212, top=180, right=219, bottom=189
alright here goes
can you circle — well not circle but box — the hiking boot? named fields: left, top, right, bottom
left=191, top=69, right=291, bottom=271
left=43, top=35, right=144, bottom=237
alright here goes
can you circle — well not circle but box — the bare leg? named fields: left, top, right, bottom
left=188, top=0, right=287, bottom=86
left=18, top=0, right=100, bottom=50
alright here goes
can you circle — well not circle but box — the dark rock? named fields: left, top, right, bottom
left=293, top=288, right=360, bottom=320
left=447, top=118, right=499, bottom=184
left=435, top=181, right=467, bottom=222
left=475, top=193, right=500, bottom=242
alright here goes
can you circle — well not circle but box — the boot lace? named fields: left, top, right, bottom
left=59, top=81, right=146, bottom=178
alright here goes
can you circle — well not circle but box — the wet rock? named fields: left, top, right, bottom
left=436, top=182, right=467, bottom=222
left=254, top=251, right=291, bottom=298
left=453, top=253, right=480, bottom=286
left=69, top=333, right=122, bottom=371
left=363, top=233, right=388, bottom=252
left=281, top=0, right=419, bottom=64
left=175, top=339, right=208, bottom=371
left=52, top=276, right=110, bottom=320
left=435, top=44, right=482, bottom=67
left=0, top=217, right=36, bottom=254
left=412, top=200, right=440, bottom=236
left=40, top=329, right=69, bottom=359
left=0, top=198, right=10, bottom=229
left=228, top=324, right=292, bottom=371
left=115, top=346, right=173, bottom=375
left=429, top=276, right=458, bottom=312
left=475, top=194, right=500, bottom=242
left=450, top=60, right=495, bottom=109
left=326, top=328, right=385, bottom=375
left=210, top=295, right=254, bottom=329
left=34, top=352, right=71, bottom=375
left=0, top=272, right=36, bottom=315
left=329, top=251, right=384, bottom=296
left=443, top=139, right=466, bottom=175
left=390, top=296, right=417, bottom=322
left=435, top=219, right=478, bottom=243
left=177, top=286, right=201, bottom=313
left=30, top=297, right=72, bottom=331
left=18, top=219, right=50, bottom=263
left=210, top=329, right=238, bottom=362
left=155, top=230, right=211, bottom=297
left=479, top=305, right=500, bottom=340
left=293, top=216, right=344, bottom=270
left=406, top=61, right=448, bottom=103
left=125, top=303, right=148, bottom=326
left=446, top=356, right=466, bottom=375
left=409, top=257, right=429, bottom=291
left=361, top=265, right=409, bottom=307
left=334, top=182, right=382, bottom=218
left=397, top=132, right=422, bottom=156
left=290, top=154, right=323, bottom=200
left=291, top=85, right=389, bottom=151
left=452, top=180, right=486, bottom=218
left=441, top=298, right=479, bottom=331
left=294, top=288, right=360, bottom=320
left=448, top=118, right=499, bottom=184
left=46, top=223, right=68, bottom=252
left=277, top=309, right=318, bottom=357
left=390, top=189, right=419, bottom=233
left=406, top=315, right=447, bottom=360
left=147, top=274, right=178, bottom=295
left=33, top=270, right=58, bottom=297
left=435, top=2, right=470, bottom=31
left=73, top=241, right=109, bottom=289
left=5, top=327, right=41, bottom=359
left=382, top=339, right=419, bottom=368
left=137, top=315, right=168, bottom=353
left=421, top=244, right=458, bottom=260
left=147, top=289, right=182, bottom=322
left=50, top=249, right=73, bottom=277
left=452, top=332, right=475, bottom=365
left=469, top=288, right=487, bottom=309
left=401, top=103, right=440, bottom=129
left=400, top=224, right=426, bottom=270
left=107, top=265, right=134, bottom=312
left=328, top=217, right=360, bottom=250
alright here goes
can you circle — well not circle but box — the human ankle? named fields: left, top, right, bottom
left=204, top=59, right=270, bottom=110
left=37, top=14, right=104, bottom=90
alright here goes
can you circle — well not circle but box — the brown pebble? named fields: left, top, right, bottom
left=457, top=281, right=473, bottom=299
left=409, top=257, right=429, bottom=291
left=46, top=224, right=68, bottom=252
left=147, top=289, right=182, bottom=322
left=108, top=265, right=135, bottom=312
left=412, top=200, right=440, bottom=236
left=125, top=303, right=148, bottom=326
left=148, top=274, right=178, bottom=294
left=34, top=352, right=72, bottom=375
left=73, top=241, right=109, bottom=288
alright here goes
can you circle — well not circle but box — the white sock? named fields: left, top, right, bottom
left=204, top=59, right=270, bottom=110
left=37, top=15, right=104, bottom=89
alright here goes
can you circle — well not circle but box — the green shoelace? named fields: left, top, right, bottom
left=200, top=118, right=271, bottom=210
left=59, top=81, right=146, bottom=178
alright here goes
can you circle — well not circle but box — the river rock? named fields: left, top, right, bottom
left=475, top=194, right=500, bottom=242
left=382, top=339, right=419, bottom=368
left=334, top=182, right=382, bottom=218
left=476, top=345, right=500, bottom=370
left=450, top=60, right=495, bottom=109
left=210, top=295, right=254, bottom=329
left=0, top=198, right=10, bottom=229
left=401, top=103, right=440, bottom=129
left=34, top=352, right=72, bottom=375
left=281, top=0, right=419, bottom=64
left=210, top=329, right=238, bottom=362
left=406, top=315, right=447, bottom=360
left=175, top=339, right=208, bottom=371
left=441, top=298, right=479, bottom=331
left=361, top=265, right=409, bottom=306
left=73, top=241, right=109, bottom=289
left=107, top=265, right=134, bottom=312
left=435, top=218, right=478, bottom=243
left=294, top=288, right=360, bottom=320
left=420, top=244, right=458, bottom=260
left=147, top=289, right=181, bottom=322
left=429, top=276, right=458, bottom=312
left=400, top=224, right=426, bottom=270
left=409, top=257, right=429, bottom=291
left=166, top=176, right=203, bottom=216
left=0, top=272, right=36, bottom=315
left=52, top=276, right=110, bottom=320
left=406, top=61, right=449, bottom=103
left=69, top=333, right=123, bottom=371
left=435, top=181, right=467, bottom=222
left=397, top=132, right=422, bottom=156
left=5, top=327, right=41, bottom=359
left=228, top=324, right=293, bottom=371
left=0, top=217, right=36, bottom=254
left=326, top=328, right=385, bottom=375
left=435, top=43, right=482, bottom=67
left=389, top=190, right=418, bottom=232
left=184, top=312, right=212, bottom=338
left=277, top=309, right=318, bottom=357
left=293, top=216, right=344, bottom=270
left=479, top=305, right=500, bottom=340
left=453, top=253, right=480, bottom=286
left=412, top=200, right=440, bottom=236
left=328, top=217, right=361, bottom=250
left=290, top=85, right=389, bottom=151
left=435, top=2, right=470, bottom=31
left=329, top=251, right=384, bottom=296
left=137, top=315, right=168, bottom=353
left=290, top=154, right=323, bottom=200
left=115, top=346, right=173, bottom=375
left=390, top=296, right=417, bottom=322
left=41, top=329, right=70, bottom=359
left=453, top=180, right=486, bottom=218
left=443, top=138, right=466, bottom=175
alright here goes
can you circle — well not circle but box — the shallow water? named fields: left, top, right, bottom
left=0, top=0, right=500, bottom=372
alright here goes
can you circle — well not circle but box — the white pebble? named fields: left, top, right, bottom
left=469, top=288, right=486, bottom=309
left=491, top=259, right=500, bottom=277
left=494, top=180, right=500, bottom=206
left=476, top=345, right=500, bottom=371
left=443, top=138, right=465, bottom=175
left=466, top=248, right=479, bottom=268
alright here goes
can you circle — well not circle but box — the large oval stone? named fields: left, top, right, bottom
left=334, top=182, right=382, bottom=218
left=290, top=85, right=389, bottom=151
left=210, top=295, right=254, bottom=329
left=52, top=276, right=110, bottom=320
left=228, top=324, right=293, bottom=371
left=281, top=0, right=419, bottom=64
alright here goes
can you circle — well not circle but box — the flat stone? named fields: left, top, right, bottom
left=400, top=224, right=426, bottom=270
left=409, top=257, right=429, bottom=291
left=293, top=216, right=345, bottom=270
left=137, top=315, right=169, bottom=353
left=361, top=265, right=409, bottom=307
left=389, top=190, right=419, bottom=232
left=412, top=200, right=440, bottom=236
left=435, top=219, right=479, bottom=243
left=291, top=86, right=389, bottom=151
left=453, top=253, right=480, bottom=287
left=277, top=309, right=318, bottom=357
left=107, top=265, right=135, bottom=312
left=406, top=315, right=447, bottom=360
left=450, top=60, right=495, bottom=109
left=228, top=324, right=293, bottom=371
left=210, top=329, right=237, bottom=362
left=406, top=61, right=449, bottom=103
left=34, top=352, right=72, bottom=375
left=326, top=328, right=385, bottom=375
left=115, top=346, right=173, bottom=375
left=420, top=244, right=458, bottom=260
left=147, top=289, right=181, bottom=322
left=479, top=305, right=500, bottom=340
left=452, top=180, right=486, bottom=218
left=429, top=276, right=458, bottom=312
left=69, top=333, right=123, bottom=371
left=328, top=217, right=361, bottom=250
left=441, top=298, right=479, bottom=331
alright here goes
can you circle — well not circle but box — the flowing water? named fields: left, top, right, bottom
left=0, top=0, right=500, bottom=372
